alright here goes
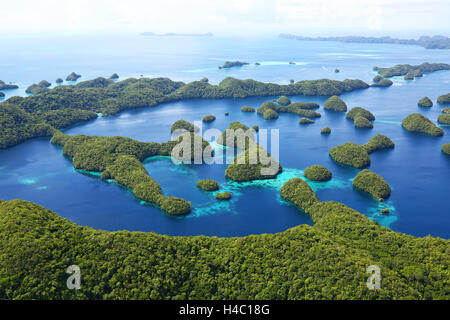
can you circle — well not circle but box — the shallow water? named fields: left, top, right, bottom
left=0, top=35, right=449, bottom=238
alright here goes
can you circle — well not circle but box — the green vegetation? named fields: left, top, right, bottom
left=66, top=72, right=81, bottom=81
left=217, top=121, right=254, bottom=149
left=438, top=93, right=450, bottom=104
left=324, top=95, right=347, bottom=112
left=201, top=77, right=209, bottom=83
left=55, top=78, right=63, bottom=84
left=281, top=33, right=450, bottom=50
left=288, top=102, right=320, bottom=109
left=381, top=208, right=390, bottom=214
left=329, top=143, right=371, bottom=168
left=354, top=116, right=374, bottom=128
left=402, top=113, right=444, bottom=136
left=304, top=165, right=332, bottom=181
left=218, top=61, right=249, bottom=69
left=225, top=143, right=282, bottom=181
left=353, top=169, right=391, bottom=200
left=438, top=114, right=450, bottom=124
left=252, top=125, right=259, bottom=132
left=373, top=75, right=382, bottom=83
left=0, top=103, right=54, bottom=149
left=442, top=107, right=450, bottom=114
left=25, top=83, right=49, bottom=95
left=215, top=192, right=231, bottom=200
left=0, top=187, right=448, bottom=299
left=277, top=96, right=291, bottom=105
left=110, top=73, right=119, bottom=80
left=442, top=143, right=450, bottom=155
left=362, top=134, right=395, bottom=154
left=241, top=105, right=255, bottom=112
left=375, top=63, right=450, bottom=78
left=321, top=127, right=331, bottom=134
left=197, top=179, right=219, bottom=191
left=299, top=118, right=314, bottom=124
left=0, top=76, right=369, bottom=150
left=0, top=80, right=18, bottom=90
left=171, top=120, right=198, bottom=133
left=263, top=108, right=279, bottom=120
left=418, top=97, right=433, bottom=107
left=280, top=178, right=319, bottom=211
left=51, top=131, right=212, bottom=215
left=404, top=70, right=422, bottom=80
left=371, top=78, right=393, bottom=87
left=346, top=107, right=375, bottom=121
left=202, top=114, right=216, bottom=123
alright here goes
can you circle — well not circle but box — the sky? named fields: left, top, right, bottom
left=1, top=0, right=449, bottom=37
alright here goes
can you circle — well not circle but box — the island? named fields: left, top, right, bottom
left=51, top=131, right=212, bottom=215
left=110, top=73, right=119, bottom=80
left=277, top=96, right=291, bottom=105
left=361, top=134, right=395, bottom=154
left=442, top=143, right=450, bottom=155
left=66, top=72, right=81, bottom=81
left=324, top=95, right=347, bottom=112
left=0, top=80, right=19, bottom=90
left=404, top=69, right=422, bottom=80
left=241, top=106, right=255, bottom=112
left=0, top=76, right=370, bottom=150
left=346, top=106, right=375, bottom=121
left=437, top=93, right=450, bottom=104
left=373, top=75, right=383, bottom=83
left=171, top=120, right=199, bottom=133
left=320, top=127, right=331, bottom=134
left=55, top=78, right=63, bottom=84
left=218, top=61, right=249, bottom=69
left=0, top=92, right=4, bottom=98
left=215, top=192, right=231, bottom=200
left=374, top=63, right=450, bottom=78
left=371, top=78, right=393, bottom=87
left=202, top=114, right=216, bottom=123
left=418, top=97, right=433, bottom=107
left=442, top=107, right=450, bottom=114
left=279, top=34, right=450, bottom=50
left=401, top=113, right=444, bottom=136
left=263, top=108, right=279, bottom=120
left=25, top=83, right=50, bottom=95
left=354, top=116, right=374, bottom=128
left=438, top=114, right=450, bottom=125
left=140, top=32, right=213, bottom=37
left=304, top=165, right=332, bottom=181
left=334, top=68, right=340, bottom=73
left=280, top=178, right=318, bottom=212
left=329, top=142, right=371, bottom=168
left=353, top=169, right=391, bottom=200
left=299, top=118, right=314, bottom=124
left=220, top=122, right=282, bottom=182
left=38, top=80, right=51, bottom=87
left=197, top=179, right=219, bottom=191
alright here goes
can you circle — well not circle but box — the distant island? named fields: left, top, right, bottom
left=279, top=34, right=450, bottom=50
left=140, top=32, right=213, bottom=37
left=218, top=61, right=249, bottom=69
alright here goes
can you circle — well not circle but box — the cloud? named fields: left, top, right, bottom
left=0, top=0, right=449, bottom=36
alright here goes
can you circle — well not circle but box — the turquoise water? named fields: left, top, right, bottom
left=0, top=35, right=449, bottom=237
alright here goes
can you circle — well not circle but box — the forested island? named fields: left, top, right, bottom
left=374, top=63, right=450, bottom=79
left=218, top=61, right=249, bottom=69
left=50, top=129, right=213, bottom=215
left=0, top=76, right=369, bottom=149
left=0, top=80, right=19, bottom=90
left=279, top=34, right=450, bottom=49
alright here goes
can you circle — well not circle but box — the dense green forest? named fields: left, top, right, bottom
left=50, top=130, right=212, bottom=215
left=402, top=113, right=444, bottom=136
left=0, top=177, right=447, bottom=299
left=0, top=76, right=369, bottom=150
left=374, top=63, right=450, bottom=78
